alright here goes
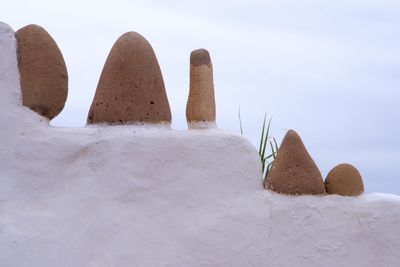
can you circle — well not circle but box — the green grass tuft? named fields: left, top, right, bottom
left=238, top=108, right=279, bottom=183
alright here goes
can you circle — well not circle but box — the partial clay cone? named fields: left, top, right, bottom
left=325, top=164, right=364, bottom=196
left=87, top=32, right=171, bottom=125
left=265, top=130, right=325, bottom=195
left=15, top=24, right=68, bottom=120
left=186, top=49, right=216, bottom=128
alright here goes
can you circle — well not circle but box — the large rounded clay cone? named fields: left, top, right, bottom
left=87, top=32, right=171, bottom=125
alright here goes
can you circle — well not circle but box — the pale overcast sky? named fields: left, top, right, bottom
left=2, top=0, right=400, bottom=193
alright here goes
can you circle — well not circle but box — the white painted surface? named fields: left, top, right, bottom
left=1, top=22, right=400, bottom=267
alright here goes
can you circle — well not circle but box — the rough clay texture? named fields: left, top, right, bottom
left=2, top=22, right=400, bottom=267
left=87, top=32, right=171, bottom=124
left=15, top=24, right=68, bottom=120
left=325, top=163, right=364, bottom=196
left=265, top=129, right=326, bottom=195
left=186, top=49, right=216, bottom=125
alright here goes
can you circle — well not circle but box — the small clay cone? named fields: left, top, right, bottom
left=87, top=32, right=171, bottom=124
left=325, top=164, right=364, bottom=196
left=186, top=49, right=216, bottom=128
left=265, top=130, right=325, bottom=195
left=15, top=24, right=68, bottom=120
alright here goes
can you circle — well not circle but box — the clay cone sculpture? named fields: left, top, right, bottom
left=186, top=49, right=216, bottom=128
left=87, top=32, right=171, bottom=124
left=325, top=164, right=364, bottom=196
left=265, top=130, right=325, bottom=195
left=15, top=24, right=68, bottom=120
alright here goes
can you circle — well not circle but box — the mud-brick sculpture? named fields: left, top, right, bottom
left=325, top=163, right=364, bottom=196
left=15, top=24, right=68, bottom=120
left=265, top=130, right=326, bottom=195
left=87, top=32, right=171, bottom=124
left=186, top=49, right=216, bottom=128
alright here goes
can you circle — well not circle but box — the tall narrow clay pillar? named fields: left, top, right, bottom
left=186, top=49, right=216, bottom=129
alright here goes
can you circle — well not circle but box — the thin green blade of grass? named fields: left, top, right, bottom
left=267, top=161, right=273, bottom=169
left=267, top=161, right=274, bottom=173
left=258, top=113, right=267, bottom=155
left=263, top=155, right=272, bottom=177
left=269, top=140, right=276, bottom=159
left=273, top=137, right=279, bottom=154
left=265, top=153, right=274, bottom=160
left=264, top=161, right=274, bottom=180
left=238, top=106, right=243, bottom=135
left=260, top=118, right=272, bottom=163
left=262, top=158, right=266, bottom=175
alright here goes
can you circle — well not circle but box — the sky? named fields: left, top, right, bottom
left=2, top=0, right=400, bottom=194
